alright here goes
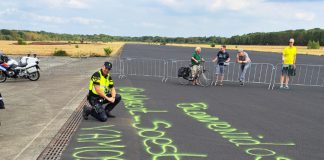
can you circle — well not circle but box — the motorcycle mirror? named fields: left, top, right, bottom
left=33, top=54, right=37, bottom=58
left=27, top=54, right=30, bottom=57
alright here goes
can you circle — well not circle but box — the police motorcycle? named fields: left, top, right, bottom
left=0, top=54, right=40, bottom=83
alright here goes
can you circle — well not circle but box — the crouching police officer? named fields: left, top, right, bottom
left=83, top=61, right=122, bottom=122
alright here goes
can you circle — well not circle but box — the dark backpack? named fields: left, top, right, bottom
left=178, top=67, right=185, bottom=77
left=178, top=67, right=191, bottom=78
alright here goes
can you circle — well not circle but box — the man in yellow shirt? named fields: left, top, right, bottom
left=280, top=38, right=297, bottom=89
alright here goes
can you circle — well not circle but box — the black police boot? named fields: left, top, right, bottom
left=106, top=110, right=116, bottom=118
left=82, top=105, right=91, bottom=120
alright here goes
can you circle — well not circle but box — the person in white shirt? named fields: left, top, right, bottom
left=236, top=49, right=251, bottom=86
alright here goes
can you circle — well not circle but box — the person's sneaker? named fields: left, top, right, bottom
left=279, top=86, right=284, bottom=89
left=82, top=105, right=90, bottom=120
left=284, top=86, right=290, bottom=89
left=240, top=82, right=244, bottom=86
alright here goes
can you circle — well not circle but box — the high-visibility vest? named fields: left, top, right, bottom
left=88, top=70, right=113, bottom=95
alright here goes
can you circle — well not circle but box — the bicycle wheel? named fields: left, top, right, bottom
left=198, top=70, right=211, bottom=87
left=178, top=76, right=190, bottom=85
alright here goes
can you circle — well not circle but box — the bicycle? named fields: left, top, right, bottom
left=177, top=61, right=211, bottom=87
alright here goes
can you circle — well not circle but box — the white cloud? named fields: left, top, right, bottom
left=0, top=19, right=19, bottom=26
left=0, top=8, right=18, bottom=15
left=140, top=22, right=165, bottom=29
left=68, top=0, right=89, bottom=8
left=37, top=0, right=91, bottom=9
left=154, top=0, right=199, bottom=12
left=295, top=12, right=315, bottom=21
left=71, top=17, right=103, bottom=25
left=157, top=0, right=181, bottom=8
left=0, top=5, right=104, bottom=26
left=29, top=14, right=67, bottom=24
left=1, top=0, right=323, bottom=36
left=30, top=14, right=104, bottom=25
left=208, top=0, right=261, bottom=11
left=154, top=0, right=263, bottom=12
left=209, top=0, right=222, bottom=10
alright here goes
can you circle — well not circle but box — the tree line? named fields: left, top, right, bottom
left=0, top=28, right=323, bottom=46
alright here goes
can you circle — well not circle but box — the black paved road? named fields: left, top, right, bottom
left=61, top=44, right=324, bottom=160
left=121, top=44, right=324, bottom=64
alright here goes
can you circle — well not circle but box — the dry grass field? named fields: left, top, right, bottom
left=1, top=41, right=323, bottom=56
left=167, top=43, right=324, bottom=56
left=0, top=41, right=125, bottom=57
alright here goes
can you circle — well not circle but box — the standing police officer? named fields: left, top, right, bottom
left=83, top=61, right=122, bottom=122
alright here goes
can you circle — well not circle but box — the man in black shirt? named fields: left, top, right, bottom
left=212, top=45, right=230, bottom=86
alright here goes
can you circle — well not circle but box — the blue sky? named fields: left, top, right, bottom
left=0, top=0, right=323, bottom=37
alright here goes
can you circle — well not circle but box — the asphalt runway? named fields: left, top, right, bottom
left=121, top=44, right=324, bottom=64
left=0, top=56, right=107, bottom=159
left=61, top=44, right=324, bottom=160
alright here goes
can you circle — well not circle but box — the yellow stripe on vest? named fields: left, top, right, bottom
left=88, top=70, right=112, bottom=95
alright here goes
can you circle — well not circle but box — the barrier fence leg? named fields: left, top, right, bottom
left=163, top=61, right=169, bottom=83
left=268, top=66, right=275, bottom=90
left=271, top=66, right=279, bottom=90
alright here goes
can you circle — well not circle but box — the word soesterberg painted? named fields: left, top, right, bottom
left=119, top=87, right=208, bottom=160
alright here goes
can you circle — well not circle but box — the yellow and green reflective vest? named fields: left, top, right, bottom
left=88, top=70, right=114, bottom=95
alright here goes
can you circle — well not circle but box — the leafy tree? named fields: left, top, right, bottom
left=1, top=28, right=324, bottom=46
left=17, top=38, right=27, bottom=45
left=104, top=47, right=113, bottom=56
left=53, top=49, right=68, bottom=56
left=307, top=40, right=320, bottom=49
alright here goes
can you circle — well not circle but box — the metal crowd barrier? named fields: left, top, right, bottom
left=37, top=56, right=323, bottom=90
left=108, top=57, right=125, bottom=79
left=211, top=62, right=275, bottom=89
left=164, top=60, right=215, bottom=83
left=272, top=64, right=324, bottom=89
left=164, top=59, right=191, bottom=82
left=164, top=60, right=275, bottom=89
left=120, top=57, right=167, bottom=81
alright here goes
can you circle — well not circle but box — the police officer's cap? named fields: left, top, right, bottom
left=104, top=61, right=112, bottom=70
